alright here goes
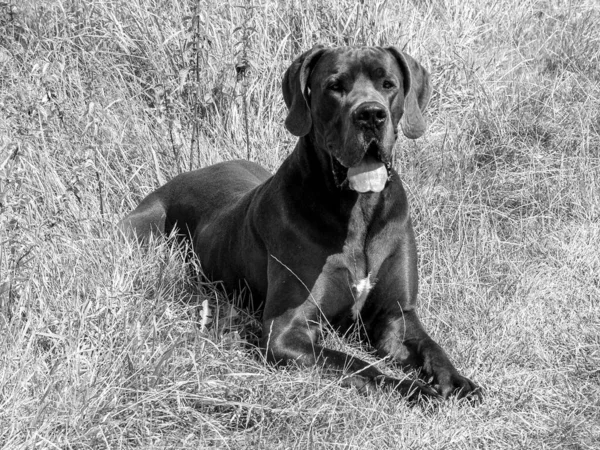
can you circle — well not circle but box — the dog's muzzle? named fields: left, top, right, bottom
left=331, top=139, right=393, bottom=193
left=344, top=102, right=393, bottom=192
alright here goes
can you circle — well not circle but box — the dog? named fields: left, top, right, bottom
left=120, top=45, right=481, bottom=401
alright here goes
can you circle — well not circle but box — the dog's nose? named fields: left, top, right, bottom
left=353, top=102, right=387, bottom=130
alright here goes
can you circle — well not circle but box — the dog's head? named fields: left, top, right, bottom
left=282, top=45, right=431, bottom=192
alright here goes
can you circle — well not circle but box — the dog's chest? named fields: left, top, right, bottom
left=351, top=272, right=374, bottom=319
left=343, top=201, right=381, bottom=319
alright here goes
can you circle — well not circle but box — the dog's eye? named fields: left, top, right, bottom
left=327, top=81, right=344, bottom=92
left=383, top=80, right=395, bottom=89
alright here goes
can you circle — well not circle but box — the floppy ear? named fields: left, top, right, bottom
left=282, top=45, right=326, bottom=137
left=386, top=47, right=432, bottom=139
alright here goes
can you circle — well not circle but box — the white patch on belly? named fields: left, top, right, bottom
left=352, top=273, right=374, bottom=319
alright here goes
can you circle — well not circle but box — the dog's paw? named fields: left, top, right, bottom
left=434, top=371, right=483, bottom=403
left=378, top=376, right=441, bottom=402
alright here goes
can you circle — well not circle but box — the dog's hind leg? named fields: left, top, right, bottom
left=119, top=193, right=167, bottom=242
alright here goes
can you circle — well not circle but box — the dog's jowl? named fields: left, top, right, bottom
left=121, top=46, right=481, bottom=401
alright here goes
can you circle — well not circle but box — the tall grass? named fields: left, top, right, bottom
left=0, top=0, right=599, bottom=448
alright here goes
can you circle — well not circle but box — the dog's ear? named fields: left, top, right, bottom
left=282, top=45, right=326, bottom=137
left=386, top=47, right=432, bottom=139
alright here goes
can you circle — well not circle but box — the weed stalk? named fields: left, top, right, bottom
left=235, top=1, right=255, bottom=160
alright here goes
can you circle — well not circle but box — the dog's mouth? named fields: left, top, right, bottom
left=332, top=140, right=392, bottom=193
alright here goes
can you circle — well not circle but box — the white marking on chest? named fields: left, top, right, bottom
left=352, top=273, right=374, bottom=319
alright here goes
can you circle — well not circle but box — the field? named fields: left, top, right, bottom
left=1, top=0, right=599, bottom=448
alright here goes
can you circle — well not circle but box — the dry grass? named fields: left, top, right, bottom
left=1, top=0, right=599, bottom=448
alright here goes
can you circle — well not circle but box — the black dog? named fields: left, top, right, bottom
left=121, top=46, right=480, bottom=401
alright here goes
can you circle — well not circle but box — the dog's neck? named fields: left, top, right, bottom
left=274, top=135, right=402, bottom=235
left=283, top=135, right=399, bottom=218
left=292, top=135, right=352, bottom=193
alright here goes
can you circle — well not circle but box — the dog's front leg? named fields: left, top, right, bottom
left=261, top=310, right=438, bottom=399
left=260, top=260, right=438, bottom=400
left=366, top=255, right=482, bottom=401
left=373, top=308, right=481, bottom=400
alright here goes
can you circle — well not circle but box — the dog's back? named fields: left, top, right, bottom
left=120, top=160, right=271, bottom=242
